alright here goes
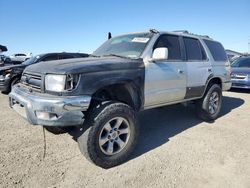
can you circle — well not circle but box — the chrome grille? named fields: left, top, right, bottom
left=231, top=73, right=247, bottom=79
left=21, top=73, right=42, bottom=92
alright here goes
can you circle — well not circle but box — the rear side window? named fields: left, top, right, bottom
left=204, top=40, right=227, bottom=61
left=15, top=54, right=26, bottom=56
left=42, top=54, right=58, bottom=61
left=183, top=37, right=206, bottom=61
left=59, top=54, right=75, bottom=59
left=154, top=35, right=182, bottom=60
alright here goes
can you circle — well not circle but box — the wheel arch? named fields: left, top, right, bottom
left=202, top=76, right=222, bottom=97
left=90, top=80, right=143, bottom=111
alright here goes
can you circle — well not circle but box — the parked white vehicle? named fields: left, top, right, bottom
left=9, top=53, right=32, bottom=62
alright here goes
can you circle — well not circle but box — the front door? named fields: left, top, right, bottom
left=144, top=34, right=187, bottom=107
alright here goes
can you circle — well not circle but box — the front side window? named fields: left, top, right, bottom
left=154, top=35, right=182, bottom=60
left=184, top=37, right=206, bottom=61
left=93, top=33, right=153, bottom=59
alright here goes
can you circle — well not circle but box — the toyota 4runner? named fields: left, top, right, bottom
left=9, top=30, right=231, bottom=168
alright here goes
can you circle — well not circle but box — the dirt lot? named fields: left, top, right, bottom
left=0, top=90, right=249, bottom=188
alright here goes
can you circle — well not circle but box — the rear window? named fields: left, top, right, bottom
left=204, top=40, right=227, bottom=61
left=15, top=54, right=26, bottom=56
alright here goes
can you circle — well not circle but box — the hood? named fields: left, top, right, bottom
left=24, top=56, right=143, bottom=75
left=0, top=64, right=25, bottom=71
left=231, top=67, right=250, bottom=75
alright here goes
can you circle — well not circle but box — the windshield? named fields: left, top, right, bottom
left=231, top=57, right=250, bottom=68
left=93, top=33, right=153, bottom=58
left=22, top=55, right=40, bottom=65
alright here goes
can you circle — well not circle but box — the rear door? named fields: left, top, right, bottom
left=182, top=37, right=211, bottom=99
left=144, top=34, right=187, bottom=107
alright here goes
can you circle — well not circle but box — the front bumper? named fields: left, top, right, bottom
left=0, top=75, right=11, bottom=92
left=231, top=79, right=250, bottom=89
left=9, top=86, right=91, bottom=126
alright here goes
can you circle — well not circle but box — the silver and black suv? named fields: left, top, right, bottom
left=9, top=30, right=231, bottom=168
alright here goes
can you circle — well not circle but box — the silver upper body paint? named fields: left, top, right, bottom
left=139, top=31, right=231, bottom=109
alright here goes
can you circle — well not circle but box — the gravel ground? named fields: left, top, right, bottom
left=0, top=90, right=249, bottom=188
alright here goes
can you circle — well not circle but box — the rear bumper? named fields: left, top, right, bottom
left=222, top=81, right=232, bottom=91
left=9, top=86, right=91, bottom=126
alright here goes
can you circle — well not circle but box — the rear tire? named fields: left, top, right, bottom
left=77, top=101, right=139, bottom=169
left=195, top=84, right=222, bottom=122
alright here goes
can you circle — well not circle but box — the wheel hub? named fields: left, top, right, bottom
left=99, top=117, right=130, bottom=156
left=111, top=132, right=117, bottom=139
left=208, top=91, right=219, bottom=115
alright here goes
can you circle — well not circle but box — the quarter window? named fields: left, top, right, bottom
left=42, top=54, right=58, bottom=61
left=184, top=37, right=206, bottom=61
left=59, top=54, right=75, bottom=59
left=204, top=40, right=227, bottom=61
left=154, top=35, right=182, bottom=60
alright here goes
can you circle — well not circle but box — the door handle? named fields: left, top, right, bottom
left=178, top=69, right=184, bottom=74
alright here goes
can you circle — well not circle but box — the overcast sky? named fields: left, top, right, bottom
left=1, top=0, right=249, bottom=55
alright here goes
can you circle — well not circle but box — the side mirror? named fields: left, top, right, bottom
left=150, top=47, right=168, bottom=62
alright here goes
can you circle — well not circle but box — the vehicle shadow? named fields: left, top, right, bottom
left=68, top=96, right=244, bottom=164
left=229, top=88, right=250, bottom=94
left=130, top=96, right=244, bottom=160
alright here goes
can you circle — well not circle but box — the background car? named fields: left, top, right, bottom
left=0, top=52, right=89, bottom=93
left=9, top=53, right=32, bottom=63
left=0, top=45, right=8, bottom=66
left=0, top=55, right=5, bottom=66
left=0, top=54, right=11, bottom=66
left=231, top=56, right=250, bottom=89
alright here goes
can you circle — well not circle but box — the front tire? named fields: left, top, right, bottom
left=195, top=84, right=222, bottom=121
left=77, top=102, right=139, bottom=169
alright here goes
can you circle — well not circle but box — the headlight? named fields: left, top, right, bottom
left=45, top=74, right=66, bottom=92
left=45, top=74, right=80, bottom=92
left=1, top=69, right=12, bottom=77
left=5, top=69, right=12, bottom=74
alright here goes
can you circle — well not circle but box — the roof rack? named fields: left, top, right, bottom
left=173, top=30, right=210, bottom=38
left=173, top=30, right=189, bottom=34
